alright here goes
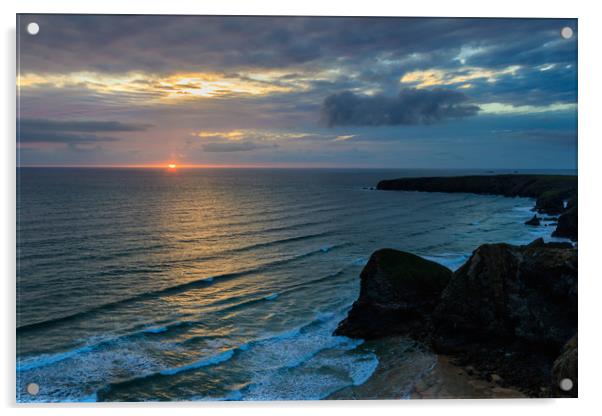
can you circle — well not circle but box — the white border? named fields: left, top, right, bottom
left=2, top=1, right=601, bottom=414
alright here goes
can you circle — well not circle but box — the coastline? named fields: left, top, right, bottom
left=377, top=174, right=577, bottom=240
left=334, top=174, right=578, bottom=399
left=329, top=336, right=525, bottom=400
left=410, top=355, right=526, bottom=399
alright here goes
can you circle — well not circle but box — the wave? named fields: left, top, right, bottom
left=18, top=317, right=205, bottom=372
left=17, top=343, right=98, bottom=372
left=171, top=200, right=352, bottom=240
left=98, top=327, right=303, bottom=397
left=175, top=218, right=332, bottom=245
left=17, top=243, right=348, bottom=334
left=18, top=293, right=366, bottom=402
left=141, top=326, right=169, bottom=334
left=19, top=271, right=350, bottom=370
left=159, top=349, right=235, bottom=376
left=201, top=231, right=332, bottom=259
left=97, top=309, right=361, bottom=400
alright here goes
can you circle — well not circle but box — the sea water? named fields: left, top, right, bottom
left=16, top=168, right=573, bottom=402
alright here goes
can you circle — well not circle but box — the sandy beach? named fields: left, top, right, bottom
left=330, top=336, right=525, bottom=400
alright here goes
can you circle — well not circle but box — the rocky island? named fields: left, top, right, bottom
left=335, top=175, right=578, bottom=398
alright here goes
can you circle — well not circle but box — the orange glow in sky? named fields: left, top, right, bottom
left=168, top=163, right=177, bottom=169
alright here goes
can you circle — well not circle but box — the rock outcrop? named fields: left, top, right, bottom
left=335, top=239, right=577, bottom=397
left=432, top=240, right=577, bottom=354
left=525, top=215, right=541, bottom=226
left=334, top=249, right=452, bottom=340
left=553, top=204, right=578, bottom=240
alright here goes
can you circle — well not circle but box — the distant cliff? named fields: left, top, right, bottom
left=377, top=175, right=577, bottom=240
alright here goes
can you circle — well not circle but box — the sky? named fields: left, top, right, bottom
left=17, top=15, right=577, bottom=169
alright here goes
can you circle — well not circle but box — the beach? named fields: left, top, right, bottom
left=331, top=336, right=525, bottom=400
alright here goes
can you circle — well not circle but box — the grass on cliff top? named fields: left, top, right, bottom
left=373, top=249, right=452, bottom=294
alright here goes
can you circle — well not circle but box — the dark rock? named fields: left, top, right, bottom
left=552, top=334, right=578, bottom=398
left=526, top=237, right=545, bottom=247
left=377, top=175, right=576, bottom=212
left=335, top=240, right=577, bottom=397
left=490, top=374, right=503, bottom=383
left=553, top=205, right=577, bottom=241
left=525, top=215, right=541, bottom=226
left=428, top=242, right=577, bottom=396
left=432, top=243, right=577, bottom=354
left=527, top=238, right=572, bottom=249
left=376, top=174, right=577, bottom=240
left=334, top=249, right=452, bottom=340
left=545, top=241, right=574, bottom=249
left=534, top=191, right=566, bottom=215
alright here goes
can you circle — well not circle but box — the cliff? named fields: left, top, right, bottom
left=377, top=174, right=577, bottom=240
left=335, top=239, right=577, bottom=397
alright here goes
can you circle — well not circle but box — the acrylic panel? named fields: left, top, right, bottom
left=16, top=14, right=578, bottom=402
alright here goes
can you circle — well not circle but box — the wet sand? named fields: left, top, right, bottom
left=410, top=355, right=526, bottom=399
left=329, top=336, right=526, bottom=400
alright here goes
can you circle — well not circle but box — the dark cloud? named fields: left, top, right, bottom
left=18, top=131, right=121, bottom=144
left=19, top=118, right=151, bottom=132
left=460, top=65, right=577, bottom=106
left=17, top=118, right=147, bottom=144
left=18, top=15, right=576, bottom=74
left=15, top=16, right=577, bottom=168
left=17, top=16, right=577, bottom=111
left=202, top=141, right=276, bottom=152
left=321, top=89, right=480, bottom=127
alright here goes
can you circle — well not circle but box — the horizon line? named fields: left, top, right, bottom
left=15, top=164, right=577, bottom=170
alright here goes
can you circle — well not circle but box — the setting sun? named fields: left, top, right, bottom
left=168, top=163, right=177, bottom=169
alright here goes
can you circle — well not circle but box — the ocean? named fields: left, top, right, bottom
left=16, top=168, right=574, bottom=402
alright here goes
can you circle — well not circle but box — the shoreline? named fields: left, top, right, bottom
left=334, top=174, right=578, bottom=399
left=410, top=355, right=526, bottom=399
left=331, top=209, right=566, bottom=400
left=377, top=174, right=577, bottom=241
left=329, top=336, right=526, bottom=400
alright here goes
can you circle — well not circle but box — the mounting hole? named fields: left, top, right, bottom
left=559, top=378, right=573, bottom=391
left=26, top=383, right=39, bottom=395
left=560, top=27, right=573, bottom=40
left=26, top=22, right=40, bottom=36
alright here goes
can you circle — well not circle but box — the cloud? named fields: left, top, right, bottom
left=201, top=141, right=275, bottom=152
left=19, top=118, right=150, bottom=132
left=479, top=102, right=576, bottom=115
left=400, top=65, right=521, bottom=89
left=17, top=16, right=577, bottom=115
left=18, top=131, right=121, bottom=144
left=321, top=89, right=480, bottom=127
left=14, top=16, right=577, bottom=168
left=17, top=15, right=576, bottom=75
left=17, top=118, right=148, bottom=144
left=193, top=129, right=312, bottom=142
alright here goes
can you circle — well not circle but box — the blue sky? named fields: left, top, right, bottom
left=17, top=15, right=577, bottom=168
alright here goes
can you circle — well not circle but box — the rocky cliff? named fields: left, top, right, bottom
left=334, top=249, right=452, bottom=339
left=335, top=239, right=577, bottom=397
left=376, top=175, right=577, bottom=240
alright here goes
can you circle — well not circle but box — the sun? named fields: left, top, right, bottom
left=168, top=163, right=177, bottom=169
